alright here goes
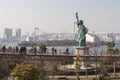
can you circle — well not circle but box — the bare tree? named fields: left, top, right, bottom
left=74, top=53, right=81, bottom=80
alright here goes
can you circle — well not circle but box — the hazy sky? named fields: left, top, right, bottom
left=0, top=0, right=120, bottom=36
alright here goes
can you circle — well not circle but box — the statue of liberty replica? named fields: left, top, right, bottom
left=76, top=12, right=88, bottom=47
left=74, top=12, right=91, bottom=71
left=67, top=13, right=92, bottom=76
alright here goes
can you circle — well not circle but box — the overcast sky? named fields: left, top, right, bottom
left=0, top=0, right=120, bottom=36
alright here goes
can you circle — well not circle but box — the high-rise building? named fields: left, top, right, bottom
left=4, top=28, right=12, bottom=39
left=34, top=27, right=39, bottom=36
left=16, top=28, right=21, bottom=38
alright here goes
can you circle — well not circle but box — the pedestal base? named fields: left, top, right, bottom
left=75, top=46, right=90, bottom=55
left=76, top=46, right=91, bottom=68
left=67, top=46, right=93, bottom=70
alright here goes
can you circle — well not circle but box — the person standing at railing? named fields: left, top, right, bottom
left=2, top=45, right=6, bottom=53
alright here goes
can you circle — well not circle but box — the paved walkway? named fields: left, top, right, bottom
left=49, top=74, right=120, bottom=79
left=49, top=75, right=98, bottom=78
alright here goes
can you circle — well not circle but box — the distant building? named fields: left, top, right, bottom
left=16, top=28, right=21, bottom=38
left=86, top=33, right=100, bottom=43
left=4, top=28, right=12, bottom=40
left=34, top=27, right=39, bottom=36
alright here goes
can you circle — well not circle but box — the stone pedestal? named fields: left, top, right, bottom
left=66, top=46, right=93, bottom=70
left=74, top=46, right=91, bottom=69
left=75, top=46, right=89, bottom=55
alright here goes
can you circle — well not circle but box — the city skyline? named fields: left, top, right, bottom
left=2, top=28, right=21, bottom=38
left=0, top=0, right=120, bottom=36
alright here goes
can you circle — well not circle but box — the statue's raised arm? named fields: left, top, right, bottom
left=75, top=12, right=88, bottom=47
left=76, top=12, right=79, bottom=25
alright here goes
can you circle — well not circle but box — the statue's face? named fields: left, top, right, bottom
left=76, top=12, right=78, bottom=15
left=80, top=20, right=83, bottom=24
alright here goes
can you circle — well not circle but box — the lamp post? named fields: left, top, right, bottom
left=74, top=22, right=77, bottom=40
left=34, top=27, right=39, bottom=55
left=34, top=31, right=37, bottom=55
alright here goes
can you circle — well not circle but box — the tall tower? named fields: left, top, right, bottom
left=34, top=27, right=39, bottom=41
left=34, top=27, right=39, bottom=36
left=4, top=28, right=12, bottom=40
left=16, top=28, right=21, bottom=38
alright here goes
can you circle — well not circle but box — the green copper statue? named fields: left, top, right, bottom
left=76, top=12, right=88, bottom=46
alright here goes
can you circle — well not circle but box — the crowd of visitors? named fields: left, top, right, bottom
left=0, top=45, right=73, bottom=55
left=0, top=45, right=27, bottom=54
